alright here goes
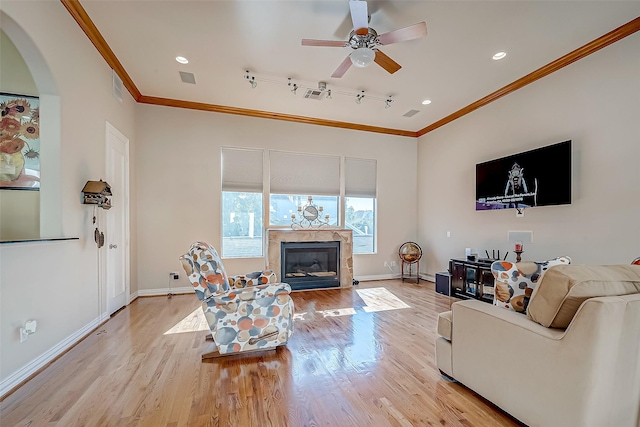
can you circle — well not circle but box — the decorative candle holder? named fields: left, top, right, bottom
left=515, top=250, right=523, bottom=263
left=514, top=241, right=523, bottom=262
left=291, top=196, right=330, bottom=229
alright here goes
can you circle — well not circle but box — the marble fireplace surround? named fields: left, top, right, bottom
left=267, top=229, right=353, bottom=289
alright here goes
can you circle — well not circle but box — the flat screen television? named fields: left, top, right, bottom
left=476, top=140, right=572, bottom=211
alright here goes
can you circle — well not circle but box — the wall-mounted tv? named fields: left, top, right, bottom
left=476, top=140, right=572, bottom=211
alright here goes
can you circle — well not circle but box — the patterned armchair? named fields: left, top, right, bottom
left=179, top=241, right=294, bottom=359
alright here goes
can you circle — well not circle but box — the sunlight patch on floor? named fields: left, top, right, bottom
left=293, top=307, right=357, bottom=321
left=293, top=287, right=409, bottom=320
left=356, top=287, right=410, bottom=312
left=164, top=307, right=209, bottom=335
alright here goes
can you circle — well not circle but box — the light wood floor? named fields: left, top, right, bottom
left=1, top=280, right=521, bottom=426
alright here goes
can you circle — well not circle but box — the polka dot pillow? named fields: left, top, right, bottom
left=491, top=256, right=571, bottom=313
left=228, top=269, right=277, bottom=289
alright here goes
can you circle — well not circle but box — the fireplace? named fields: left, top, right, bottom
left=267, top=229, right=353, bottom=290
left=281, top=241, right=340, bottom=290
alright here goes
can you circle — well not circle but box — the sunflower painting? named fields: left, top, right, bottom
left=0, top=93, right=40, bottom=189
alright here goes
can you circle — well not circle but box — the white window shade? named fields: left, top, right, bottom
left=345, top=157, right=377, bottom=197
left=221, top=147, right=263, bottom=192
left=270, top=151, right=340, bottom=196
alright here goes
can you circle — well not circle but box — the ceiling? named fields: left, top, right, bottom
left=76, top=1, right=640, bottom=136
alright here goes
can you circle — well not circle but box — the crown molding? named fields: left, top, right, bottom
left=417, top=16, right=640, bottom=137
left=60, top=0, right=142, bottom=101
left=138, top=96, right=417, bottom=137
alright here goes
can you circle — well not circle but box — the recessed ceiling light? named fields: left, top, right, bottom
left=492, top=52, right=507, bottom=60
left=421, top=99, right=432, bottom=105
left=175, top=56, right=189, bottom=64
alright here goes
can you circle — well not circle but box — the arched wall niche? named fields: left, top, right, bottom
left=1, top=11, right=62, bottom=240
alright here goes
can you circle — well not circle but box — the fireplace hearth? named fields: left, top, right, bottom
left=281, top=241, right=340, bottom=290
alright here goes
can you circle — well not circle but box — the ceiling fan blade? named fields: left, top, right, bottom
left=374, top=50, right=401, bottom=74
left=331, top=55, right=353, bottom=78
left=349, top=0, right=369, bottom=33
left=378, top=21, right=427, bottom=45
left=302, top=39, right=347, bottom=47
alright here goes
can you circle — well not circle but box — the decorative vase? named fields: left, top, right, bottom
left=0, top=151, right=25, bottom=182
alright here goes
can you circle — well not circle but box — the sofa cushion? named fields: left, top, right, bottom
left=527, top=264, right=640, bottom=328
left=491, top=256, right=571, bottom=313
left=437, top=311, right=453, bottom=341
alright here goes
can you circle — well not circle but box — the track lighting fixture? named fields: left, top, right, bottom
left=288, top=78, right=298, bottom=94
left=244, top=71, right=393, bottom=106
left=244, top=70, right=257, bottom=88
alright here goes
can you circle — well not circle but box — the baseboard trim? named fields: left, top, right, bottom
left=128, top=290, right=139, bottom=303
left=137, top=286, right=194, bottom=297
left=355, top=274, right=401, bottom=281
left=0, top=316, right=104, bottom=399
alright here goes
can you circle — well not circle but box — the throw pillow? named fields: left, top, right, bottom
left=228, top=269, right=277, bottom=289
left=491, top=256, right=571, bottom=313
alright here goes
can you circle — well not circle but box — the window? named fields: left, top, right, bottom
left=221, top=191, right=263, bottom=257
left=221, top=147, right=263, bottom=258
left=345, top=197, right=375, bottom=254
left=220, top=148, right=377, bottom=257
left=270, top=194, right=338, bottom=227
left=345, top=157, right=377, bottom=254
left=269, top=151, right=340, bottom=227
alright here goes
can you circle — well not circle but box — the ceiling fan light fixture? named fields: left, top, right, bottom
left=350, top=48, right=375, bottom=68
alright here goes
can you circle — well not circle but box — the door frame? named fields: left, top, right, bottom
left=101, top=121, right=131, bottom=318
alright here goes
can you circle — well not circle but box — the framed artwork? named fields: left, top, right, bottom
left=0, top=92, right=40, bottom=190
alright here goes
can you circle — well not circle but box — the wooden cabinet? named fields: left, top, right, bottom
left=448, top=259, right=495, bottom=303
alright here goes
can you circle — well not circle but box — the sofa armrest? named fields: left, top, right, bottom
left=452, top=300, right=565, bottom=340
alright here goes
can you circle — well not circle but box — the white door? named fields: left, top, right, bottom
left=105, top=122, right=130, bottom=316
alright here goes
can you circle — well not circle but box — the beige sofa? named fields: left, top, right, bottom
left=436, top=264, right=640, bottom=427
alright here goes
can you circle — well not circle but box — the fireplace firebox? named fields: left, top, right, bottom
left=281, top=241, right=340, bottom=290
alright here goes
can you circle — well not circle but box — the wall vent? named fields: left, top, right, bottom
left=402, top=109, right=420, bottom=117
left=112, top=70, right=123, bottom=104
left=304, top=89, right=324, bottom=100
left=179, top=71, right=196, bottom=84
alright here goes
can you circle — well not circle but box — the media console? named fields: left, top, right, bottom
left=448, top=258, right=496, bottom=303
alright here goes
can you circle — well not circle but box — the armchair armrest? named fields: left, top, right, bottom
left=212, top=282, right=292, bottom=306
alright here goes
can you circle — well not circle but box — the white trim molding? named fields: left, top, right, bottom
left=136, top=286, right=194, bottom=297
left=0, top=316, right=103, bottom=398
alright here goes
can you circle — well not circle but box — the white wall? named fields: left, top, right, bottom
left=0, top=1, right=137, bottom=395
left=417, top=33, right=640, bottom=276
left=134, top=104, right=418, bottom=291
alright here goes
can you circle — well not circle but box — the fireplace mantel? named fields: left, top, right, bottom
left=267, top=229, right=353, bottom=289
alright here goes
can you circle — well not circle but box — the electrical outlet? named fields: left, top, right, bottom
left=20, top=328, right=28, bottom=343
left=170, top=271, right=179, bottom=280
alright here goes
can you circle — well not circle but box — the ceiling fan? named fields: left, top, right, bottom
left=301, top=0, right=427, bottom=78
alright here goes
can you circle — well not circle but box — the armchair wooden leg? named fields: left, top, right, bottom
left=202, top=346, right=278, bottom=360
